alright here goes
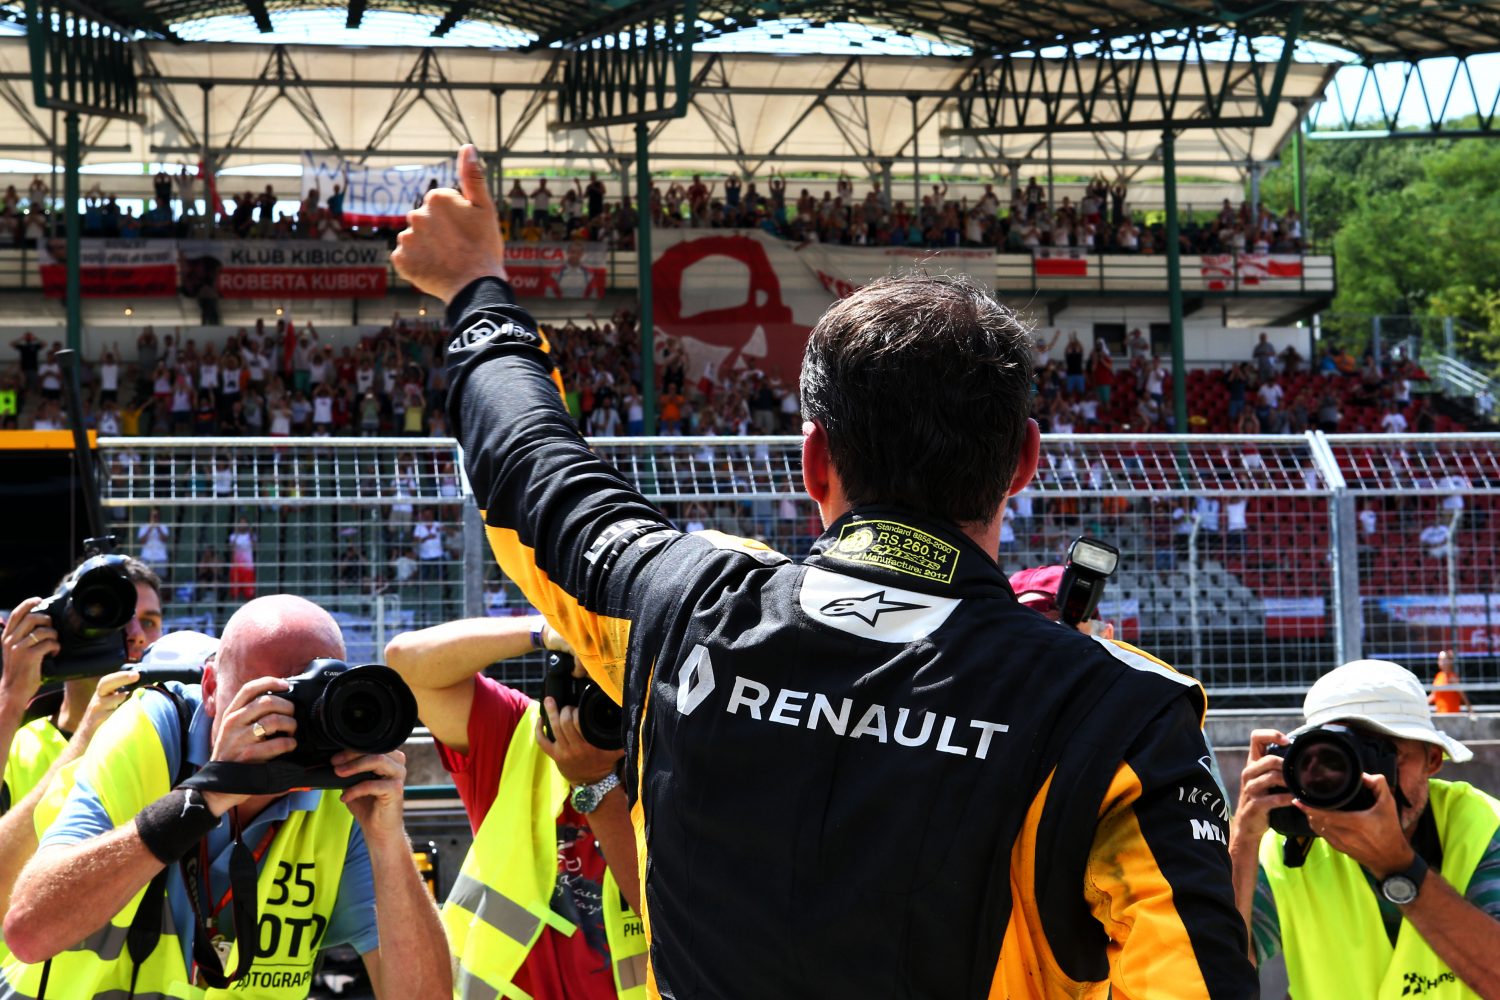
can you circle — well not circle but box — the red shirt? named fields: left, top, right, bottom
left=436, top=676, right=620, bottom=1000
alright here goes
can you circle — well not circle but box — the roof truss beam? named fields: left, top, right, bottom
left=1308, top=54, right=1500, bottom=138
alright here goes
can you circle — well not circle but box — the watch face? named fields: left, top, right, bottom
left=1383, top=875, right=1419, bottom=905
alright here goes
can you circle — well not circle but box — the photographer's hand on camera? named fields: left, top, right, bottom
left=333, top=747, right=409, bottom=843
left=535, top=697, right=620, bottom=786
left=1297, top=772, right=1414, bottom=879
left=202, top=675, right=297, bottom=815
left=71, top=668, right=140, bottom=745
left=1, top=598, right=57, bottom=712
left=1230, top=729, right=1295, bottom=848
left=390, top=145, right=507, bottom=305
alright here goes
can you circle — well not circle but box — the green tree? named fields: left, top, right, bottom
left=1256, top=129, right=1500, bottom=361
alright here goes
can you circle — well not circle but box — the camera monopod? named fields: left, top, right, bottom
left=56, top=348, right=115, bottom=559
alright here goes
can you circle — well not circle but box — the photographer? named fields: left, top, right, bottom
left=2, top=595, right=449, bottom=999
left=1229, top=659, right=1500, bottom=998
left=385, top=615, right=644, bottom=1000
left=392, top=146, right=1253, bottom=998
left=0, top=556, right=162, bottom=816
left=0, top=556, right=163, bottom=916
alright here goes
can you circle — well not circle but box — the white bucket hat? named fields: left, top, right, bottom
left=138, top=630, right=219, bottom=672
left=1293, top=659, right=1472, bottom=763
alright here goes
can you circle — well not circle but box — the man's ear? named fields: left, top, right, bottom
left=202, top=660, right=218, bottom=719
left=1007, top=418, right=1041, bottom=497
left=801, top=420, right=832, bottom=506
left=1425, top=744, right=1444, bottom=778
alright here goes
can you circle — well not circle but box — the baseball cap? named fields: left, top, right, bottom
left=1008, top=565, right=1064, bottom=614
left=1293, top=659, right=1473, bottom=762
left=138, top=630, right=219, bottom=671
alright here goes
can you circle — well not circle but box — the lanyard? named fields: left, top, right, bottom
left=178, top=808, right=279, bottom=989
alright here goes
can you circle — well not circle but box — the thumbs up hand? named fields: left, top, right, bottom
left=391, top=144, right=508, bottom=305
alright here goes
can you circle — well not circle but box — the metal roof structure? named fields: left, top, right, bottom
left=19, top=0, right=1500, bottom=62
left=0, top=38, right=1336, bottom=181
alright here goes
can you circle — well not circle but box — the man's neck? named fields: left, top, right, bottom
left=57, top=679, right=95, bottom=734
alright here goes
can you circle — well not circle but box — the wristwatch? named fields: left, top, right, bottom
left=570, top=772, right=620, bottom=815
left=1379, top=853, right=1429, bottom=905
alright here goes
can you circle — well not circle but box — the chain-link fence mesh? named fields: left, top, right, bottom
left=99, top=433, right=1500, bottom=707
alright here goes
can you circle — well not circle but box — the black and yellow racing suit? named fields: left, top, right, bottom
left=444, top=277, right=1257, bottom=1000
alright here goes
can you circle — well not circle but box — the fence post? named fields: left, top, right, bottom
left=1310, top=431, right=1361, bottom=664
left=462, top=500, right=486, bottom=620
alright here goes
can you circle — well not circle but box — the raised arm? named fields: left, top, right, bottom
left=391, top=145, right=675, bottom=701
left=385, top=614, right=558, bottom=752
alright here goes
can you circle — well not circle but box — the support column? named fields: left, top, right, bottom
left=879, top=159, right=892, bottom=211
left=636, top=121, right=656, bottom=435
left=909, top=96, right=920, bottom=208
left=491, top=89, right=503, bottom=206
left=64, top=111, right=81, bottom=354
left=199, top=83, right=213, bottom=228
left=1372, top=315, right=1382, bottom=362
left=1294, top=99, right=1310, bottom=245
left=1008, top=160, right=1020, bottom=202
left=1046, top=135, right=1055, bottom=211
left=1248, top=160, right=1261, bottom=225
left=1162, top=129, right=1187, bottom=435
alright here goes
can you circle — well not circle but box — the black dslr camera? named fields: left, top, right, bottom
left=279, top=659, right=419, bottom=768
left=35, top=549, right=138, bottom=681
left=1266, top=723, right=1400, bottom=867
left=182, top=660, right=419, bottom=795
left=541, top=651, right=623, bottom=751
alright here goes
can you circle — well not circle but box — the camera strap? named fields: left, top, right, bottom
left=178, top=809, right=274, bottom=989
left=180, top=759, right=359, bottom=795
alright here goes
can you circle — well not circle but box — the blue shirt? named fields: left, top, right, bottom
left=41, top=683, right=379, bottom=970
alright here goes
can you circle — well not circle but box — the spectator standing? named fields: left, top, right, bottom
left=136, top=508, right=170, bottom=572
left=1381, top=402, right=1410, bottom=435
left=226, top=516, right=256, bottom=599
left=413, top=507, right=446, bottom=588
left=1063, top=333, right=1086, bottom=396
left=1430, top=649, right=1474, bottom=716
left=36, top=348, right=61, bottom=402
left=1253, top=332, right=1277, bottom=380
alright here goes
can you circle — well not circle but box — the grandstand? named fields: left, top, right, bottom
left=4, top=2, right=1500, bottom=996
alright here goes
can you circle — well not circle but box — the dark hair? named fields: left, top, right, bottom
left=59, top=554, right=162, bottom=599
left=800, top=273, right=1035, bottom=525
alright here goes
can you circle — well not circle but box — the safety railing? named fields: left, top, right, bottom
left=96, top=432, right=1500, bottom=708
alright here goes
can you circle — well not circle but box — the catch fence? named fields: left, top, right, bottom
left=98, top=433, right=1500, bottom=707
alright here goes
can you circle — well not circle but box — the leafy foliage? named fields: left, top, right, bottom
left=1256, top=128, right=1500, bottom=362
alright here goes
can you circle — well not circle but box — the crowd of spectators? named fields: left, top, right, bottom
left=1022, top=327, right=1445, bottom=438
left=2, top=166, right=1306, bottom=257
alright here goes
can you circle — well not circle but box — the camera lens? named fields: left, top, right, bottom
left=317, top=665, right=417, bottom=754
left=577, top=685, right=624, bottom=751
left=71, top=565, right=136, bottom=631
left=1284, top=730, right=1362, bottom=809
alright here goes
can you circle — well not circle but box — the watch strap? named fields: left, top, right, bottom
left=571, top=772, right=620, bottom=814
left=1381, top=852, right=1429, bottom=904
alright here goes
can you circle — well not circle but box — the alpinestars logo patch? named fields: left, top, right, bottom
left=448, top=319, right=540, bottom=354
left=820, top=591, right=929, bottom=627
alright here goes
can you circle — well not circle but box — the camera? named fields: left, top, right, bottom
left=1266, top=723, right=1400, bottom=865
left=34, top=551, right=137, bottom=681
left=542, top=651, right=623, bottom=751
left=1056, top=536, right=1119, bottom=626
left=279, top=659, right=418, bottom=767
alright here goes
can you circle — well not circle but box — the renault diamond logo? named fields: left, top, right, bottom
left=677, top=644, right=716, bottom=715
left=820, top=591, right=929, bottom=627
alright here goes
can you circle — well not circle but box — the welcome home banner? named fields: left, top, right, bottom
left=300, top=155, right=458, bottom=228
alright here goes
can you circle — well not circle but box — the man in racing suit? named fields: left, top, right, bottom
left=391, top=145, right=1256, bottom=1000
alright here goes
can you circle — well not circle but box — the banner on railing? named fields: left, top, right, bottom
left=300, top=154, right=457, bottom=228
left=1032, top=246, right=1089, bottom=277
left=36, top=239, right=178, bottom=298
left=796, top=243, right=995, bottom=298
left=1201, top=253, right=1304, bottom=290
left=1369, top=594, right=1500, bottom=656
left=1264, top=596, right=1328, bottom=639
left=178, top=240, right=388, bottom=298
left=503, top=242, right=607, bottom=299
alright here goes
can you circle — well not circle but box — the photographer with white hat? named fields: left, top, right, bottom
left=1229, top=659, right=1500, bottom=999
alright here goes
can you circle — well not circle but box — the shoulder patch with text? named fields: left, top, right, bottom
left=825, top=520, right=960, bottom=584
left=448, top=318, right=540, bottom=354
